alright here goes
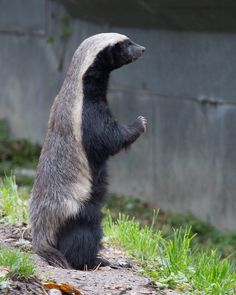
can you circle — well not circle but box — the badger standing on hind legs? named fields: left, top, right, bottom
left=30, top=33, right=147, bottom=270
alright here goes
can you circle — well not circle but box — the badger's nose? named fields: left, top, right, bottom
left=129, top=44, right=146, bottom=61
left=140, top=46, right=146, bottom=53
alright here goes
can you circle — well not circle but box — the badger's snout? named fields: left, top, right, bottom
left=129, top=44, right=145, bottom=60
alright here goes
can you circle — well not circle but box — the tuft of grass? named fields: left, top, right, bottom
left=105, top=194, right=236, bottom=261
left=103, top=213, right=236, bottom=294
left=192, top=251, right=236, bottom=294
left=0, top=176, right=28, bottom=223
left=0, top=247, right=36, bottom=280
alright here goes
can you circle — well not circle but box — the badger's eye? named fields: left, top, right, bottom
left=123, top=40, right=132, bottom=48
left=113, top=42, right=122, bottom=51
left=114, top=40, right=131, bottom=51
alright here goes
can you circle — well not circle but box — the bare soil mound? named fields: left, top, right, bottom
left=0, top=224, right=159, bottom=295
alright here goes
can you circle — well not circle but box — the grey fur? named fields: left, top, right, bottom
left=29, top=33, right=129, bottom=267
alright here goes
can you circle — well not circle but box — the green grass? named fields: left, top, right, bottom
left=103, top=213, right=236, bottom=294
left=0, top=176, right=28, bottom=223
left=1, top=174, right=236, bottom=293
left=0, top=247, right=36, bottom=280
left=0, top=175, right=36, bottom=289
left=105, top=195, right=236, bottom=261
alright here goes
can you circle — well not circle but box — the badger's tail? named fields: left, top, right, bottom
left=35, top=246, right=71, bottom=269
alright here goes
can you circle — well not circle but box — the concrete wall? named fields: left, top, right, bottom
left=1, top=0, right=236, bottom=229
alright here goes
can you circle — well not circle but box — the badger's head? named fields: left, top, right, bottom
left=107, top=37, right=145, bottom=69
left=75, top=33, right=145, bottom=75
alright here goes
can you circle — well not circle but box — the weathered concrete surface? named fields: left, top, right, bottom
left=108, top=29, right=236, bottom=230
left=0, top=0, right=45, bottom=34
left=1, top=0, right=236, bottom=230
left=61, top=0, right=236, bottom=32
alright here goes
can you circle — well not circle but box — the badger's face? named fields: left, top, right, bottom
left=108, top=39, right=145, bottom=69
left=76, top=33, right=145, bottom=75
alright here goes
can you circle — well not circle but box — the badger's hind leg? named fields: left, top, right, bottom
left=57, top=205, right=108, bottom=270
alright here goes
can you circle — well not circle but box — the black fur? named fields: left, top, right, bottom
left=57, top=202, right=104, bottom=269
left=56, top=40, right=145, bottom=270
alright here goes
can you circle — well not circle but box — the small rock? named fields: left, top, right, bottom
left=4, top=238, right=15, bottom=243
left=140, top=290, right=154, bottom=294
left=115, top=284, right=125, bottom=290
left=0, top=267, right=9, bottom=278
left=48, top=289, right=62, bottom=295
left=118, top=260, right=132, bottom=268
left=165, top=290, right=181, bottom=295
left=16, top=238, right=31, bottom=245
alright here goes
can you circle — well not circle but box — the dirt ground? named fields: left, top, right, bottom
left=0, top=223, right=164, bottom=295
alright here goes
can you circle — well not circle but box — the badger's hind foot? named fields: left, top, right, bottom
left=57, top=212, right=104, bottom=270
left=94, top=257, right=110, bottom=268
left=78, top=257, right=110, bottom=271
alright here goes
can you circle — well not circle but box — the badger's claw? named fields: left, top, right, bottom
left=136, top=115, right=147, bottom=133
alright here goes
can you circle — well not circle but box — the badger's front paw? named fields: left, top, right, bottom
left=134, top=116, right=147, bottom=133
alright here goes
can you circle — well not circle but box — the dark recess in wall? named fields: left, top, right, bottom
left=59, top=0, right=236, bottom=32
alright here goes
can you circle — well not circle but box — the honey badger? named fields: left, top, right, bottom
left=30, top=33, right=147, bottom=270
